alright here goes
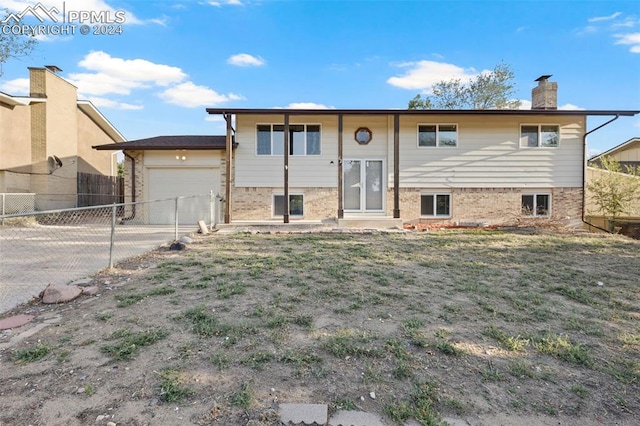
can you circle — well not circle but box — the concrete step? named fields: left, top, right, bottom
left=337, top=217, right=403, bottom=229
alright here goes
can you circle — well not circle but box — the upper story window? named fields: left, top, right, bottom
left=520, top=125, right=559, bottom=147
left=257, top=124, right=321, bottom=156
left=418, top=124, right=458, bottom=147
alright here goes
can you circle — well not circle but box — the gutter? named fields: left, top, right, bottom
left=122, top=152, right=136, bottom=221
left=581, top=115, right=620, bottom=233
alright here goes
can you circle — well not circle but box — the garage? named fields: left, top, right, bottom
left=147, top=167, right=220, bottom=225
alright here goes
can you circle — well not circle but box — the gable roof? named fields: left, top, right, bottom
left=93, top=135, right=234, bottom=151
left=588, top=137, right=640, bottom=161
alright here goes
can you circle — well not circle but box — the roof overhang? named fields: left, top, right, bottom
left=93, top=135, right=236, bottom=151
left=206, top=107, right=640, bottom=117
left=0, top=92, right=30, bottom=107
left=589, top=137, right=640, bottom=161
left=77, top=100, right=126, bottom=143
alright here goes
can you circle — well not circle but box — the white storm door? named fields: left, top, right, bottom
left=343, top=159, right=384, bottom=212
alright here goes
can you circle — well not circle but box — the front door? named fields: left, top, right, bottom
left=343, top=159, right=384, bottom=212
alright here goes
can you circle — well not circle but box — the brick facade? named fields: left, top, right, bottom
left=230, top=185, right=583, bottom=225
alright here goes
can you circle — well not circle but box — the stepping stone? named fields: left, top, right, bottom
left=279, top=403, right=328, bottom=425
left=42, top=284, right=82, bottom=304
left=0, top=314, right=35, bottom=330
left=329, top=410, right=385, bottom=426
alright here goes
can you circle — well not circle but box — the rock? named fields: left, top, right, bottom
left=42, top=284, right=82, bottom=304
left=71, top=278, right=93, bottom=287
left=82, top=286, right=100, bottom=296
left=0, top=314, right=35, bottom=330
left=369, top=391, right=376, bottom=399
left=169, top=242, right=185, bottom=251
left=180, top=235, right=193, bottom=244
left=106, top=422, right=117, bottom=426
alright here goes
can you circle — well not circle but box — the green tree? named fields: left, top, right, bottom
left=408, top=63, right=521, bottom=110
left=1, top=9, right=38, bottom=78
left=587, top=156, right=640, bottom=230
left=117, top=161, right=125, bottom=177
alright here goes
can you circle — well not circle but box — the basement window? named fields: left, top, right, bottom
left=273, top=194, right=304, bottom=217
left=522, top=193, right=551, bottom=217
left=421, top=193, right=451, bottom=217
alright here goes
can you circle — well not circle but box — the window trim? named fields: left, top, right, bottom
left=420, top=192, right=452, bottom=218
left=272, top=193, right=304, bottom=218
left=519, top=124, right=560, bottom=148
left=417, top=123, right=458, bottom=148
left=256, top=123, right=322, bottom=156
left=521, top=192, right=552, bottom=217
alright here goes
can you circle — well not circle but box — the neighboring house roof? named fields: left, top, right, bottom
left=206, top=107, right=640, bottom=117
left=588, top=137, right=640, bottom=162
left=93, top=135, right=235, bottom=150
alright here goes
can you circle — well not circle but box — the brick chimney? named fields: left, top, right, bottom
left=531, top=75, right=557, bottom=110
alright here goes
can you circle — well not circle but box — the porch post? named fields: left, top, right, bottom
left=337, top=114, right=344, bottom=219
left=224, top=113, right=232, bottom=223
left=283, top=113, right=290, bottom=223
left=393, top=113, right=400, bottom=219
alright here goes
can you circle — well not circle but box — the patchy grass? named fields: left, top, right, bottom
left=1, top=230, right=638, bottom=426
left=12, top=343, right=51, bottom=364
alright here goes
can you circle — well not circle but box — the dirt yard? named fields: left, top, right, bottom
left=0, top=229, right=638, bottom=426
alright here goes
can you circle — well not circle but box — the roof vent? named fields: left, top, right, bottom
left=532, top=75, right=557, bottom=110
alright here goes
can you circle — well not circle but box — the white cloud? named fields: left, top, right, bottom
left=0, top=78, right=30, bottom=95
left=518, top=100, right=532, bottom=110
left=158, top=81, right=241, bottom=107
left=284, top=102, right=334, bottom=109
left=387, top=61, right=478, bottom=91
left=77, top=51, right=186, bottom=86
left=615, top=32, right=640, bottom=53
left=559, top=103, right=586, bottom=111
left=207, top=0, right=243, bottom=6
left=588, top=12, right=622, bottom=22
left=227, top=53, right=266, bottom=67
left=87, top=97, right=143, bottom=110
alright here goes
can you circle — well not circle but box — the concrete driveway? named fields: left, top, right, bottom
left=0, top=223, right=197, bottom=314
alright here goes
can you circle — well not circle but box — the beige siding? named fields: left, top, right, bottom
left=235, top=114, right=339, bottom=187
left=397, top=115, right=584, bottom=188
left=234, top=113, right=585, bottom=190
left=77, top=109, right=117, bottom=175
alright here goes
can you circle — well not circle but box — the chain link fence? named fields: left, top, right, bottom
left=0, top=193, right=222, bottom=314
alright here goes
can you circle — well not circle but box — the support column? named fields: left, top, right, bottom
left=224, top=113, right=232, bottom=223
left=283, top=114, right=290, bottom=224
left=337, top=114, right=344, bottom=219
left=393, top=114, right=400, bottom=219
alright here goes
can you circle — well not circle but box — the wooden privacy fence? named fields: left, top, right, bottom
left=77, top=172, right=124, bottom=207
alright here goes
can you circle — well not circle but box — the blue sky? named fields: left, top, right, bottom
left=1, top=0, right=639, bottom=156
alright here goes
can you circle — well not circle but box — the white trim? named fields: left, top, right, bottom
left=417, top=123, right=458, bottom=148
left=420, top=191, right=452, bottom=218
left=342, top=158, right=386, bottom=213
left=519, top=124, right=560, bottom=148
left=256, top=123, right=322, bottom=156
left=521, top=191, right=552, bottom=217
left=272, top=192, right=305, bottom=218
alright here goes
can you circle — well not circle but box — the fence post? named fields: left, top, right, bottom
left=109, top=204, right=116, bottom=269
left=1, top=194, right=4, bottom=226
left=174, top=197, right=179, bottom=241
left=210, top=191, right=214, bottom=230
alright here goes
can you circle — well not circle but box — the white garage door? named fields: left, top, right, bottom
left=147, top=167, right=219, bottom=225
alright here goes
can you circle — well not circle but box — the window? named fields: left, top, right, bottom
left=257, top=124, right=321, bottom=155
left=274, top=194, right=304, bottom=217
left=421, top=193, right=451, bottom=217
left=522, top=193, right=551, bottom=217
left=520, top=125, right=559, bottom=147
left=418, top=124, right=458, bottom=147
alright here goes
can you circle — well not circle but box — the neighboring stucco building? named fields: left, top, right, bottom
left=0, top=66, right=125, bottom=210
left=95, top=76, right=639, bottom=227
